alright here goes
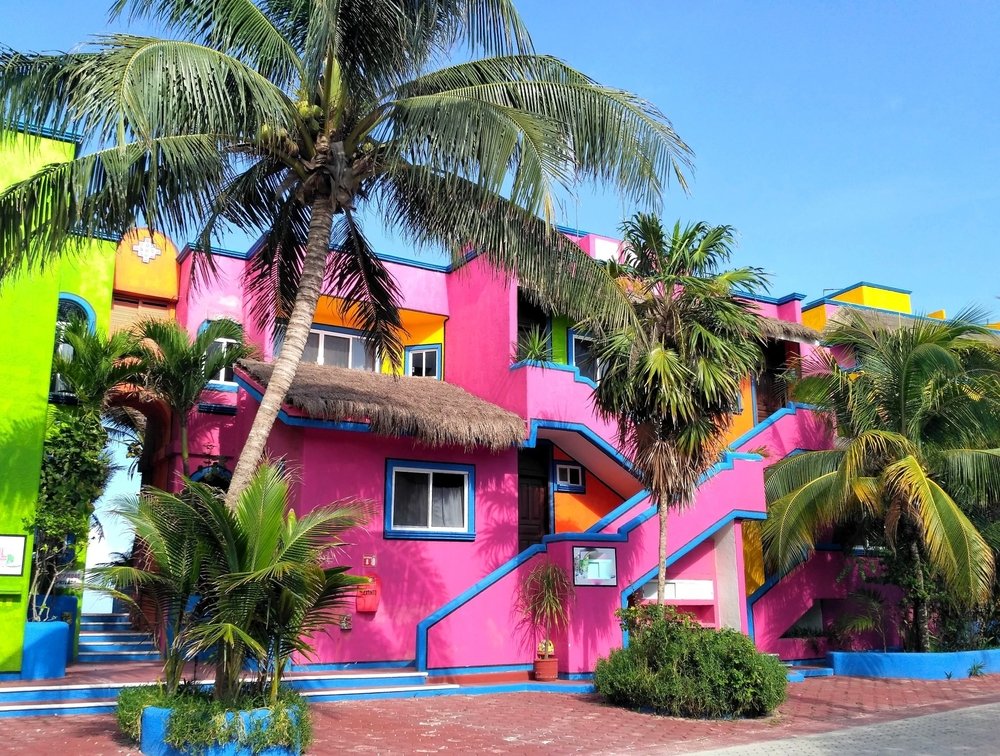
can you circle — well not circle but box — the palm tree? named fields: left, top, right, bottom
left=0, top=1, right=692, bottom=508
left=88, top=488, right=206, bottom=695
left=181, top=464, right=367, bottom=703
left=90, top=464, right=366, bottom=702
left=51, top=318, right=145, bottom=411
left=136, top=318, right=253, bottom=477
left=592, top=214, right=765, bottom=603
left=762, top=310, right=1000, bottom=651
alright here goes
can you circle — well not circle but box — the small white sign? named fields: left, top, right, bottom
left=0, top=535, right=27, bottom=577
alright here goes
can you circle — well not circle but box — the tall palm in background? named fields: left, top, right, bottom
left=762, top=311, right=1000, bottom=650
left=0, top=0, right=692, bottom=507
left=137, top=318, right=253, bottom=476
left=593, top=214, right=765, bottom=603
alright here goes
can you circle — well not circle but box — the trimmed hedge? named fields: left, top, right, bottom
left=594, top=606, right=787, bottom=719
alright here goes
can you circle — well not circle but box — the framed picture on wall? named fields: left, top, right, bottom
left=573, top=546, right=617, bottom=587
left=0, top=534, right=27, bottom=577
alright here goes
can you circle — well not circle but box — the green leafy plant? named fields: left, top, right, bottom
left=591, top=215, right=766, bottom=603
left=945, top=671, right=953, bottom=680
left=117, top=684, right=312, bottom=753
left=515, top=325, right=554, bottom=363
left=763, top=309, right=1000, bottom=651
left=0, top=1, right=693, bottom=510
left=968, top=661, right=985, bottom=678
left=520, top=560, right=573, bottom=659
left=835, top=587, right=891, bottom=652
left=596, top=605, right=787, bottom=719
left=93, top=463, right=369, bottom=706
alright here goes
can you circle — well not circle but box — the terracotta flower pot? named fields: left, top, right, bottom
left=533, top=656, right=558, bottom=681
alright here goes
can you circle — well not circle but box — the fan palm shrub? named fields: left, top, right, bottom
left=762, top=310, right=1000, bottom=650
left=0, top=0, right=692, bottom=508
left=592, top=214, right=765, bottom=602
left=136, top=318, right=253, bottom=476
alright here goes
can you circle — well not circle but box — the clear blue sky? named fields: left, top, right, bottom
left=7, top=1, right=1000, bottom=315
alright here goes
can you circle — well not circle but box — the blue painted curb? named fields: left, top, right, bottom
left=829, top=649, right=1000, bottom=680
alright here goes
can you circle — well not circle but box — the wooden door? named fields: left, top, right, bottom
left=518, top=477, right=548, bottom=553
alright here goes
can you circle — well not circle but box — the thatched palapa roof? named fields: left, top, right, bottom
left=239, top=360, right=526, bottom=451
left=759, top=317, right=821, bottom=343
left=824, top=306, right=1000, bottom=343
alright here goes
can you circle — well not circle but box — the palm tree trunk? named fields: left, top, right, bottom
left=910, top=539, right=931, bottom=652
left=225, top=195, right=335, bottom=509
left=657, top=497, right=668, bottom=604
left=179, top=417, right=190, bottom=478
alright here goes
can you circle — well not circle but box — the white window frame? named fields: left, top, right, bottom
left=555, top=463, right=585, bottom=492
left=406, top=346, right=441, bottom=379
left=307, top=328, right=377, bottom=371
left=208, top=337, right=240, bottom=385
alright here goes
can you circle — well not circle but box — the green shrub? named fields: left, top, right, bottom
left=117, top=684, right=313, bottom=754
left=594, top=605, right=787, bottom=719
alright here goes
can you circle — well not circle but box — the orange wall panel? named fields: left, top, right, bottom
left=114, top=229, right=179, bottom=301
left=553, top=448, right=623, bottom=532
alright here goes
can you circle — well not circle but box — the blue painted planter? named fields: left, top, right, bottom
left=140, top=706, right=301, bottom=756
left=21, top=622, right=69, bottom=680
left=829, top=649, right=1000, bottom=680
left=30, top=596, right=79, bottom=662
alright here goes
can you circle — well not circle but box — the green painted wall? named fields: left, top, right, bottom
left=551, top=316, right=570, bottom=365
left=0, top=132, right=76, bottom=672
left=59, top=239, right=117, bottom=333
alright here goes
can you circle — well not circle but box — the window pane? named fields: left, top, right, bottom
left=574, top=337, right=599, bottom=382
left=431, top=473, right=466, bottom=528
left=393, top=471, right=429, bottom=527
left=325, top=335, right=351, bottom=368
left=56, top=299, right=87, bottom=326
left=557, top=466, right=568, bottom=484
left=423, top=350, right=438, bottom=378
left=410, top=351, right=424, bottom=377
left=569, top=467, right=581, bottom=486
left=351, top=339, right=376, bottom=371
left=303, top=331, right=321, bottom=364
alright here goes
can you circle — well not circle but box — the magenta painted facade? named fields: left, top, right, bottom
left=161, top=228, right=861, bottom=677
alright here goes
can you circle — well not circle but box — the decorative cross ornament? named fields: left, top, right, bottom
left=132, top=236, right=162, bottom=264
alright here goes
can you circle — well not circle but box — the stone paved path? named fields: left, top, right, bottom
left=6, top=675, right=1000, bottom=754
left=696, top=701, right=1000, bottom=754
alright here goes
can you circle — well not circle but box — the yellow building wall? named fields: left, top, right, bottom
left=832, top=285, right=911, bottom=314
left=313, top=295, right=446, bottom=375
left=742, top=520, right=766, bottom=595
left=114, top=229, right=179, bottom=302
left=801, top=305, right=828, bottom=332
left=724, top=377, right=756, bottom=444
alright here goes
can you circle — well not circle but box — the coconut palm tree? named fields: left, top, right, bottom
left=592, top=214, right=765, bottom=603
left=762, top=310, right=1000, bottom=650
left=136, top=318, right=253, bottom=476
left=0, top=1, right=692, bottom=508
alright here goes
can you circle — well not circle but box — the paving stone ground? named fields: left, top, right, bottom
left=7, top=675, right=1000, bottom=754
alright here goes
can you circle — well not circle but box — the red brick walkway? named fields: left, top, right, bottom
left=7, top=675, right=1000, bottom=754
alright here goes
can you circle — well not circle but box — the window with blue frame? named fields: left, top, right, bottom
left=384, top=460, right=475, bottom=540
left=206, top=336, right=240, bottom=384
left=554, top=462, right=586, bottom=493
left=570, top=333, right=605, bottom=383
left=405, top=344, right=441, bottom=379
left=50, top=295, right=96, bottom=397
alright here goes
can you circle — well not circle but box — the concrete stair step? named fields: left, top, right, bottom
left=301, top=683, right=460, bottom=702
left=0, top=698, right=118, bottom=718
left=78, top=651, right=161, bottom=663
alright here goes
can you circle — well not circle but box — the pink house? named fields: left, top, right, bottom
left=167, top=229, right=845, bottom=678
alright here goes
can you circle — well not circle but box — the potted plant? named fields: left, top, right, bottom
left=521, top=560, right=573, bottom=681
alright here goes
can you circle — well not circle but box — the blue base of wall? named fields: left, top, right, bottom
left=829, top=649, right=1000, bottom=680
left=140, top=707, right=301, bottom=756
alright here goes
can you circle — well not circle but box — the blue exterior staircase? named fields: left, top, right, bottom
left=78, top=613, right=159, bottom=664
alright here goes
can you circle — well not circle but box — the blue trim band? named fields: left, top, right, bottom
left=734, top=290, right=807, bottom=305
left=510, top=360, right=598, bottom=389
left=290, top=660, right=415, bottom=671
left=428, top=663, right=533, bottom=676
left=727, top=402, right=818, bottom=451
left=197, top=402, right=237, bottom=415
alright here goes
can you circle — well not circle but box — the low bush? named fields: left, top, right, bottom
left=117, top=684, right=313, bottom=754
left=594, top=605, right=787, bottom=719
